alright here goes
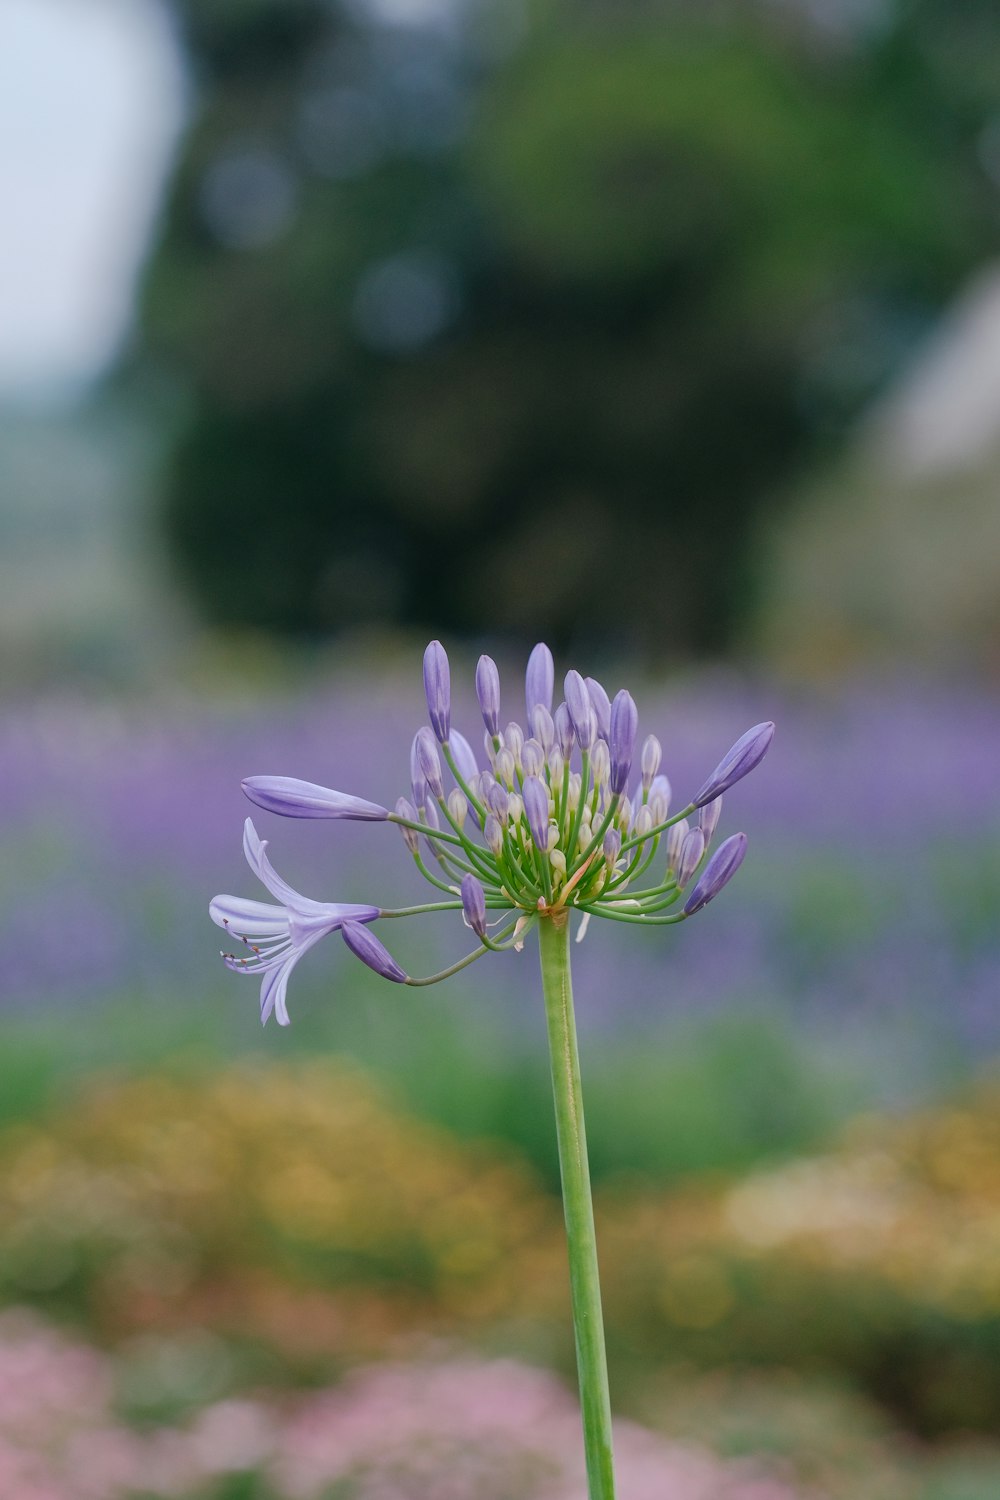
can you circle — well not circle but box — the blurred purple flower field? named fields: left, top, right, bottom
left=2, top=666, right=996, bottom=1075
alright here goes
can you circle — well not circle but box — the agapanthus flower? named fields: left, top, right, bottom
left=213, top=641, right=773, bottom=1023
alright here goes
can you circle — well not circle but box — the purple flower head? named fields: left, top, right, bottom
left=525, top=642, right=554, bottom=719
left=609, top=690, right=638, bottom=796
left=522, top=775, right=550, bottom=851
left=564, top=671, right=596, bottom=751
left=242, top=777, right=388, bottom=821
left=694, top=722, right=775, bottom=808
left=211, top=820, right=379, bottom=1026
left=423, top=639, right=451, bottom=743
left=415, top=726, right=444, bottom=800
left=698, top=795, right=723, bottom=846
left=684, top=832, right=748, bottom=915
left=449, top=729, right=479, bottom=786
left=586, top=678, right=612, bottom=742
left=677, top=827, right=706, bottom=887
left=461, top=873, right=487, bottom=940
left=341, top=919, right=408, bottom=983
left=476, top=655, right=501, bottom=737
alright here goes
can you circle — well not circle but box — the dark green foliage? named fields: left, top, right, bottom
left=141, top=1, right=1000, bottom=652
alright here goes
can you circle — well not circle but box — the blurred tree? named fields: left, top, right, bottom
left=138, top=0, right=1000, bottom=655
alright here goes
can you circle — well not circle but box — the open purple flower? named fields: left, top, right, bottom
left=211, top=820, right=379, bottom=1026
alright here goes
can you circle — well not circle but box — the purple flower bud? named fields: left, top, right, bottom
left=476, top=655, right=501, bottom=737
left=242, top=777, right=388, bottom=821
left=665, top=817, right=689, bottom=875
left=521, top=738, right=545, bottom=778
left=522, top=775, right=550, bottom=851
left=450, top=729, right=479, bottom=787
left=341, top=920, right=408, bottom=983
left=677, top=827, right=706, bottom=887
left=410, top=734, right=428, bottom=809
left=423, top=639, right=451, bottom=743
left=485, top=779, right=510, bottom=823
left=395, top=796, right=420, bottom=853
left=694, top=722, right=775, bottom=808
left=554, top=703, right=575, bottom=759
left=416, top=726, right=444, bottom=800
left=461, top=873, right=487, bottom=940
left=483, top=730, right=498, bottom=769
left=484, top=814, right=503, bottom=854
left=641, top=735, right=662, bottom=791
left=586, top=677, right=611, bottom=742
left=609, top=689, right=638, bottom=795
left=603, top=827, right=621, bottom=864
left=525, top=642, right=554, bottom=719
left=698, top=795, right=723, bottom=846
left=684, top=832, right=748, bottom=915
left=564, top=671, right=596, bottom=750
left=531, top=703, right=555, bottom=755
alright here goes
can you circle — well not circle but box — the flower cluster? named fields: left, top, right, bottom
left=212, top=642, right=773, bottom=1023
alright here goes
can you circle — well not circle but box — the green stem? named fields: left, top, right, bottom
left=537, top=915, right=616, bottom=1500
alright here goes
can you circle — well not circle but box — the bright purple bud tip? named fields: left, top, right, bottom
left=522, top=775, right=551, bottom=851
left=461, top=873, right=488, bottom=940
left=694, top=722, right=775, bottom=808
left=684, top=832, right=748, bottom=915
left=609, top=689, right=638, bottom=795
left=242, top=777, right=388, bottom=821
left=423, top=640, right=451, bottom=743
left=525, top=642, right=554, bottom=719
left=341, top=920, right=408, bottom=983
left=476, top=655, right=501, bottom=737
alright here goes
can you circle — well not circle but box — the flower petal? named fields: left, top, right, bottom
left=210, top=895, right=289, bottom=936
left=242, top=777, right=388, bottom=821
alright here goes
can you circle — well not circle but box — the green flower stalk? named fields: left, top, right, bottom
left=212, top=639, right=774, bottom=1499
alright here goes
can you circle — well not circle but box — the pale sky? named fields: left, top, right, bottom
left=0, top=0, right=186, bottom=402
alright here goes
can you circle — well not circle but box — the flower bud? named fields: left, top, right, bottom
left=450, top=729, right=479, bottom=788
left=521, top=738, right=545, bottom=779
left=564, top=671, right=596, bottom=750
left=423, top=639, right=451, bottom=743
left=698, top=795, right=722, bottom=846
left=603, top=827, right=621, bottom=865
left=641, top=734, right=662, bottom=790
left=684, top=833, right=748, bottom=915
left=633, top=806, right=653, bottom=839
left=416, top=726, right=444, bottom=800
left=242, top=777, right=388, bottom=821
left=483, top=730, right=498, bottom=769
left=447, top=788, right=468, bottom=828
left=609, top=689, right=638, bottom=795
left=586, top=677, right=612, bottom=742
left=548, top=748, right=564, bottom=784
left=507, top=793, right=523, bottom=825
left=694, top=722, right=774, bottom=807
left=476, top=654, right=501, bottom=737
left=395, top=796, right=420, bottom=853
left=648, top=774, right=671, bottom=825
left=495, top=747, right=516, bottom=788
left=342, top=920, right=408, bottom=983
left=525, top=642, right=555, bottom=718
left=677, top=827, right=706, bottom=887
left=484, top=814, right=503, bottom=854
left=554, top=703, right=575, bottom=760
left=665, top=817, right=689, bottom=875
left=531, top=703, right=555, bottom=755
left=590, top=740, right=610, bottom=786
left=522, top=775, right=550, bottom=851
left=617, top=795, right=632, bottom=831
left=504, top=721, right=525, bottom=767
left=486, top=779, right=509, bottom=823
left=461, top=873, right=487, bottom=939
